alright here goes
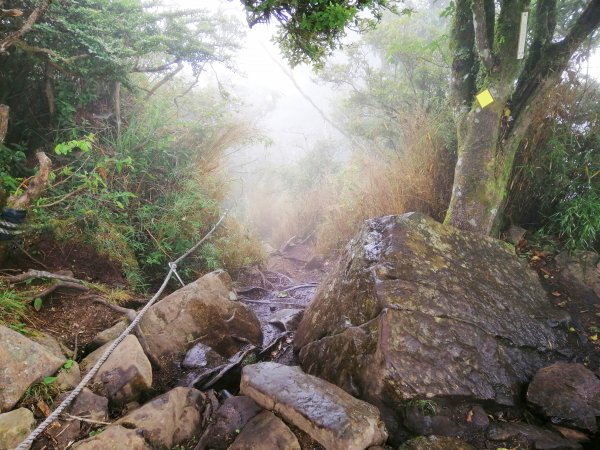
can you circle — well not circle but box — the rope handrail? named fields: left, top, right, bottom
left=15, top=210, right=228, bottom=450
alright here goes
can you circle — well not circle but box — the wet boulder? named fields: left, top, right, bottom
left=140, top=270, right=262, bottom=363
left=294, top=213, right=571, bottom=440
left=268, top=308, right=304, bottom=332
left=80, top=334, right=152, bottom=405
left=487, top=423, right=582, bottom=449
left=527, top=363, right=600, bottom=433
left=0, top=325, right=66, bottom=411
left=240, top=362, right=388, bottom=450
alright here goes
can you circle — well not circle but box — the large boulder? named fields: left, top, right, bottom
left=527, top=363, right=600, bottom=433
left=0, top=325, right=66, bottom=411
left=294, top=213, right=571, bottom=440
left=0, top=408, right=35, bottom=450
left=140, top=270, right=262, bottom=363
left=80, top=334, right=152, bottom=405
left=555, top=251, right=600, bottom=303
left=116, top=387, right=205, bottom=448
left=240, top=362, right=388, bottom=450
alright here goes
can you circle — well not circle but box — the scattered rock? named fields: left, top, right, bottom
left=93, top=320, right=127, bottom=347
left=505, top=225, right=527, bottom=246
left=72, top=424, right=151, bottom=449
left=527, top=362, right=600, bottom=433
left=181, top=342, right=227, bottom=370
left=140, top=270, right=262, bottom=363
left=487, top=422, right=582, bottom=449
left=551, top=425, right=590, bottom=443
left=294, top=213, right=571, bottom=440
left=0, top=325, right=66, bottom=411
left=399, top=435, right=476, bottom=450
left=305, top=255, right=325, bottom=271
left=268, top=308, right=304, bottom=332
left=403, top=404, right=457, bottom=437
left=116, top=386, right=205, bottom=448
left=555, top=251, right=600, bottom=302
left=79, top=335, right=152, bottom=405
left=0, top=408, right=35, bottom=450
left=70, top=388, right=109, bottom=422
left=195, top=395, right=263, bottom=450
left=37, top=388, right=109, bottom=450
left=240, top=362, right=387, bottom=450
left=229, top=410, right=300, bottom=450
left=56, top=361, right=82, bottom=391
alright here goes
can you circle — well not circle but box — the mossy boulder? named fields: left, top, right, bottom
left=294, top=213, right=572, bottom=441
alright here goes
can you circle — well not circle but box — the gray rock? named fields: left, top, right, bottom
left=487, top=423, right=582, bottom=449
left=404, top=405, right=457, bottom=437
left=294, top=213, right=571, bottom=440
left=268, top=308, right=304, bottom=332
left=240, top=362, right=387, bottom=450
left=71, top=388, right=109, bottom=422
left=555, top=251, right=600, bottom=302
left=527, top=363, right=600, bottom=433
left=116, top=386, right=205, bottom=448
left=181, top=342, right=227, bottom=370
left=80, top=334, right=152, bottom=405
left=0, top=408, right=35, bottom=450
left=72, top=424, right=151, bottom=449
left=93, top=320, right=127, bottom=347
left=505, top=225, right=527, bottom=246
left=56, top=361, right=81, bottom=391
left=399, top=436, right=476, bottom=450
left=140, top=270, right=262, bottom=364
left=0, top=325, right=66, bottom=411
left=195, top=396, right=263, bottom=450
left=30, top=331, right=67, bottom=359
left=229, top=410, right=300, bottom=450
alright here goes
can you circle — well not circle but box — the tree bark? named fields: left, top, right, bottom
left=0, top=104, right=8, bottom=144
left=7, top=152, right=52, bottom=209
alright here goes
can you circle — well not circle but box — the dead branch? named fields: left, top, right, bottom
left=239, top=298, right=303, bottom=307
left=200, top=346, right=255, bottom=390
left=4, top=269, right=83, bottom=284
left=280, top=283, right=318, bottom=293
left=33, top=281, right=88, bottom=300
left=7, top=152, right=53, bottom=210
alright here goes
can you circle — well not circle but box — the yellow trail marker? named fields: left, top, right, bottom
left=476, top=89, right=494, bottom=108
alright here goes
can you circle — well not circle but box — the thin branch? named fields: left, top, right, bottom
left=144, top=63, right=184, bottom=100
left=7, top=152, right=52, bottom=210
left=4, top=269, right=83, bottom=284
left=14, top=40, right=88, bottom=64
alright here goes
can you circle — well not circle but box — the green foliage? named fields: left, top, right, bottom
left=241, top=0, right=398, bottom=66
left=0, top=284, right=28, bottom=327
left=508, top=79, right=600, bottom=252
left=22, top=375, right=59, bottom=407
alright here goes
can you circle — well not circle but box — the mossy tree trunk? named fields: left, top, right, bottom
left=444, top=0, right=600, bottom=235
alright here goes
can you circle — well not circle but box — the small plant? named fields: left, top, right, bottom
left=405, top=399, right=437, bottom=416
left=22, top=376, right=59, bottom=407
left=0, top=284, right=28, bottom=327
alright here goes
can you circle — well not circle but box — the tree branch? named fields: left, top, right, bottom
left=449, top=0, right=477, bottom=114
left=554, top=0, right=600, bottom=56
left=0, top=0, right=52, bottom=54
left=471, top=0, right=495, bottom=70
left=7, top=152, right=53, bottom=210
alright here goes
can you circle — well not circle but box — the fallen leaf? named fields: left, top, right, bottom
left=466, top=409, right=474, bottom=423
left=590, top=335, right=598, bottom=342
left=551, top=291, right=561, bottom=297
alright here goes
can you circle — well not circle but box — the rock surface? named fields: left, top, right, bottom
left=268, top=308, right=304, bottom=332
left=116, top=387, right=205, bottom=448
left=93, top=320, right=127, bottom=347
left=555, top=251, right=600, bottom=302
left=0, top=408, right=35, bottom=450
left=399, top=436, right=476, bottom=450
left=229, top=410, right=300, bottom=450
left=140, top=270, right=262, bottom=362
left=181, top=342, right=227, bottom=370
left=294, top=213, right=571, bottom=438
left=80, top=334, right=152, bottom=404
left=527, top=362, right=600, bottom=433
left=240, top=362, right=387, bottom=450
left=487, top=423, right=582, bottom=449
left=56, top=361, right=82, bottom=391
left=0, top=325, right=66, bottom=411
left=195, top=395, right=263, bottom=449
left=72, top=425, right=151, bottom=449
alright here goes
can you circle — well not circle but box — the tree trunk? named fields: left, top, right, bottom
left=0, top=104, right=8, bottom=144
left=112, top=80, right=121, bottom=136
left=45, top=61, right=56, bottom=118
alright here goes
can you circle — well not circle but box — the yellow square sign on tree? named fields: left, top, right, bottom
left=476, top=89, right=494, bottom=108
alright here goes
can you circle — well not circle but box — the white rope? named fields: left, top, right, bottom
left=14, top=210, right=228, bottom=450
